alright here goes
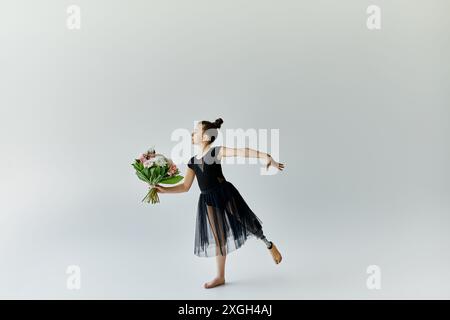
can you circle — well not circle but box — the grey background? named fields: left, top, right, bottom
left=0, top=0, right=449, bottom=299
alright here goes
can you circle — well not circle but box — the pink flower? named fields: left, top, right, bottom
left=139, top=149, right=157, bottom=163
left=167, top=163, right=178, bottom=176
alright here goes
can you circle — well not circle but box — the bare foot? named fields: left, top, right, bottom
left=203, top=277, right=225, bottom=289
left=269, top=243, right=282, bottom=264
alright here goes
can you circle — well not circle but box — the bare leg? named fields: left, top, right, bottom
left=204, top=254, right=226, bottom=289
left=204, top=205, right=227, bottom=289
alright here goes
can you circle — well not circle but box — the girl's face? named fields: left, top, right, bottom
left=191, top=123, right=205, bottom=145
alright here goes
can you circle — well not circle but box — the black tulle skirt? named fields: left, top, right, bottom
left=194, top=180, right=264, bottom=257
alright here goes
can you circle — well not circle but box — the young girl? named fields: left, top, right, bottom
left=154, top=118, right=285, bottom=289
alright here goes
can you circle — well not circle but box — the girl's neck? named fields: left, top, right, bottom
left=196, top=144, right=212, bottom=159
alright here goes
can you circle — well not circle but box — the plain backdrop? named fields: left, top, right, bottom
left=0, top=0, right=449, bottom=299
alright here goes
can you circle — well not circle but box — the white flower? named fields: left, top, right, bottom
left=148, top=146, right=155, bottom=154
left=143, top=159, right=155, bottom=168
left=154, top=155, right=167, bottom=167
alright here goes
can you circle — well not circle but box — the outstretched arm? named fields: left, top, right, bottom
left=218, top=146, right=285, bottom=171
left=154, top=167, right=196, bottom=193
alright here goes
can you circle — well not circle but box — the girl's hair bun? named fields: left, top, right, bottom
left=214, top=118, right=224, bottom=128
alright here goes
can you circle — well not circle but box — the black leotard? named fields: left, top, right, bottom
left=187, top=146, right=226, bottom=192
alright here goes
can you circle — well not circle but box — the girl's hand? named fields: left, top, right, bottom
left=266, top=155, right=285, bottom=171
left=154, top=184, right=166, bottom=193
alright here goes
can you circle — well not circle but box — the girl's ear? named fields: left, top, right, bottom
left=202, top=133, right=210, bottom=142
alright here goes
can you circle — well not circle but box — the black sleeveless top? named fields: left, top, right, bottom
left=187, top=146, right=226, bottom=191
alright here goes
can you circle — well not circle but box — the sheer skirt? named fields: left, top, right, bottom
left=194, top=179, right=264, bottom=257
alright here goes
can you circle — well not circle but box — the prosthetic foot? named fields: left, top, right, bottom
left=268, top=242, right=282, bottom=264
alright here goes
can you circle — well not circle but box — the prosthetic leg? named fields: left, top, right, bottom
left=255, top=229, right=282, bottom=264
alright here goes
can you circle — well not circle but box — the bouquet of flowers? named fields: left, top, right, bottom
left=132, top=147, right=184, bottom=204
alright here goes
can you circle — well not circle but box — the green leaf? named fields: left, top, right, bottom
left=160, top=175, right=184, bottom=184
left=149, top=166, right=155, bottom=178
left=132, top=162, right=143, bottom=171
left=136, top=170, right=150, bottom=183
left=152, top=167, right=159, bottom=183
left=160, top=165, right=167, bottom=177
left=144, top=167, right=151, bottom=179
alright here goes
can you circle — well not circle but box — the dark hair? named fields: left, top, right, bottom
left=200, top=117, right=223, bottom=144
